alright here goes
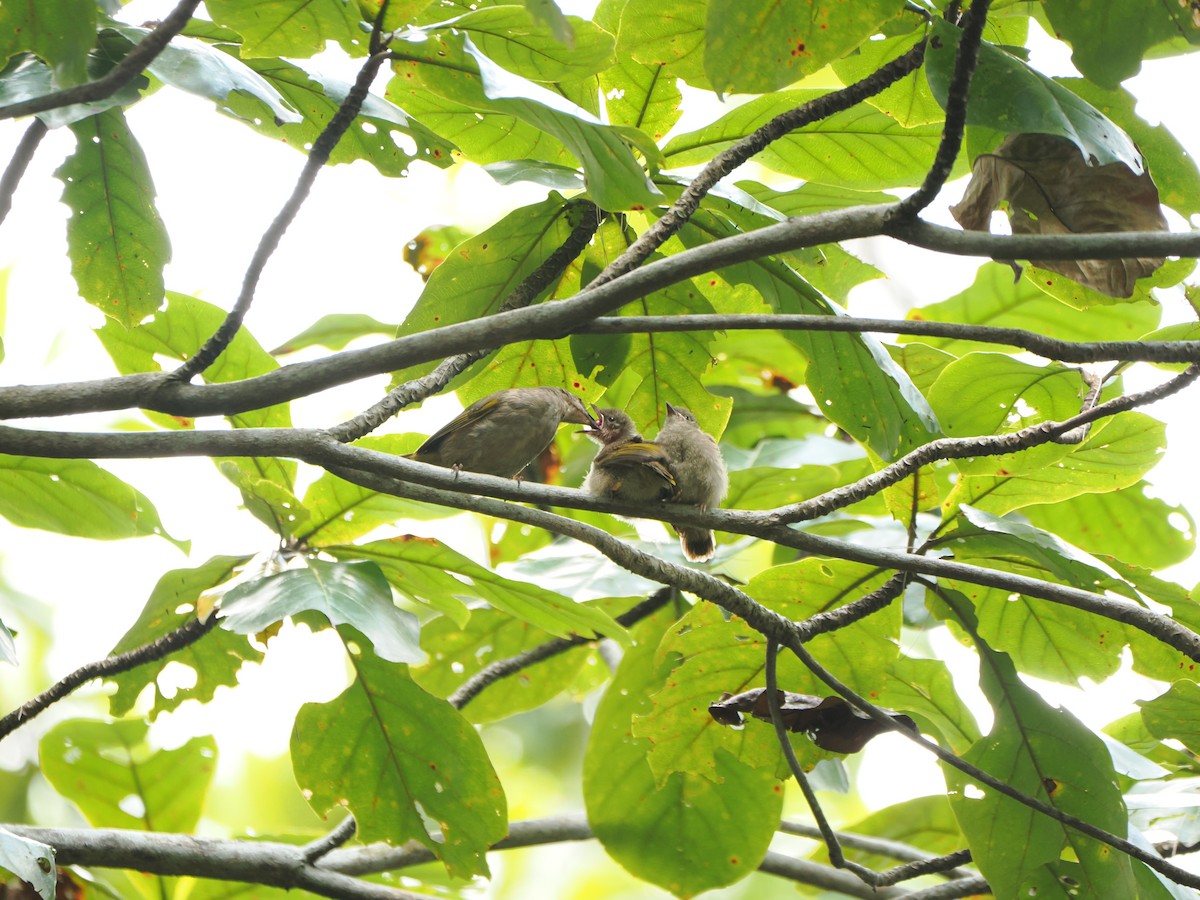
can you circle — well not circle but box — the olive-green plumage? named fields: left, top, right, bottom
left=655, top=403, right=728, bottom=562
left=583, top=408, right=675, bottom=501
left=406, top=387, right=593, bottom=478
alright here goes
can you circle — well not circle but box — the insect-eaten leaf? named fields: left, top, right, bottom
left=952, top=133, right=1168, bottom=298
left=709, top=687, right=915, bottom=754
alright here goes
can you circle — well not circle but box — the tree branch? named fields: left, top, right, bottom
left=0, top=0, right=202, bottom=121
left=779, top=820, right=974, bottom=880
left=0, top=615, right=216, bottom=742
left=0, top=118, right=47, bottom=227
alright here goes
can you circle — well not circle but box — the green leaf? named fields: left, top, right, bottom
left=0, top=456, right=185, bottom=548
left=390, top=29, right=658, bottom=209
left=617, top=0, right=710, bottom=89
left=291, top=637, right=506, bottom=878
left=107, top=555, right=261, bottom=720
left=879, top=656, right=981, bottom=754
left=56, top=109, right=171, bottom=327
left=524, top=0, right=573, bottom=46
left=412, top=601, right=600, bottom=722
left=1139, top=680, right=1200, bottom=756
left=331, top=537, right=629, bottom=644
left=271, top=313, right=396, bottom=354
left=664, top=90, right=951, bottom=189
left=1042, top=0, right=1184, bottom=88
left=445, top=6, right=614, bottom=82
left=205, top=0, right=365, bottom=58
left=0, top=828, right=55, bottom=900
left=599, top=55, right=681, bottom=140
left=219, top=53, right=455, bottom=176
left=40, top=719, right=216, bottom=833
left=926, top=19, right=1142, bottom=170
left=298, top=435, right=458, bottom=546
left=390, top=195, right=577, bottom=386
left=1024, top=481, right=1195, bottom=572
left=737, top=179, right=894, bottom=215
left=704, top=0, right=903, bottom=96
left=105, top=24, right=301, bottom=126
left=584, top=606, right=781, bottom=896
left=0, top=52, right=145, bottom=127
left=946, top=643, right=1137, bottom=899
left=221, top=560, right=425, bottom=664
left=905, top=262, right=1162, bottom=355
left=831, top=30, right=943, bottom=126
left=0, top=0, right=95, bottom=86
left=830, top=795, right=965, bottom=871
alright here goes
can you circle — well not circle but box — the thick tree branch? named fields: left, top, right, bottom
left=0, top=413, right=1196, bottom=663
left=574, top=314, right=1200, bottom=364
left=5, top=204, right=1200, bottom=421
left=3, top=826, right=435, bottom=900
left=0, top=615, right=216, bottom=742
left=0, top=0, right=202, bottom=121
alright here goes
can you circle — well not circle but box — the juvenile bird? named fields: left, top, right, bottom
left=582, top=408, right=675, bottom=502
left=655, top=403, right=728, bottom=562
left=406, top=387, right=593, bottom=478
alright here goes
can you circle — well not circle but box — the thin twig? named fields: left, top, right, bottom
left=780, top=820, right=974, bottom=880
left=0, top=616, right=216, bottom=742
left=0, top=0, right=202, bottom=121
left=0, top=118, right=47, bottom=227
left=170, top=45, right=392, bottom=383
left=448, top=588, right=673, bottom=710
left=891, top=0, right=992, bottom=218
left=327, top=200, right=601, bottom=444
left=303, top=815, right=358, bottom=864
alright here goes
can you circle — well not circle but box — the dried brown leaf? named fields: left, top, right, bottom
left=951, top=133, right=1168, bottom=298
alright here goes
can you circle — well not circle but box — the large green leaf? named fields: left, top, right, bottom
left=206, top=0, right=364, bottom=58
left=946, top=642, right=1137, bottom=898
left=1024, top=481, right=1195, bottom=572
left=389, top=195, right=578, bottom=387
left=663, top=89, right=951, bottom=189
left=905, top=262, right=1162, bottom=355
left=107, top=555, right=261, bottom=719
left=616, top=0, right=710, bottom=89
left=583, top=606, right=781, bottom=896
left=390, top=28, right=658, bottom=209
left=56, top=109, right=170, bottom=327
left=926, top=19, right=1142, bottom=170
left=332, top=538, right=628, bottom=643
left=271, top=313, right=397, bottom=354
left=1139, top=680, right=1200, bottom=755
left=704, top=0, right=903, bottom=96
left=219, top=54, right=455, bottom=176
left=0, top=52, right=145, bottom=127
left=0, top=456, right=184, bottom=548
left=220, top=560, right=425, bottom=664
left=291, top=636, right=506, bottom=878
left=1042, top=0, right=1190, bottom=88
left=831, top=29, right=942, bottom=126
left=0, top=0, right=95, bottom=86
left=879, top=656, right=981, bottom=755
left=40, top=719, right=216, bottom=833
left=439, top=5, right=614, bottom=82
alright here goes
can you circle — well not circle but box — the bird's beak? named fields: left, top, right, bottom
left=665, top=402, right=679, bottom=417
left=582, top=404, right=602, bottom=433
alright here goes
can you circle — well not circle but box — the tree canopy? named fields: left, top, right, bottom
left=2, top=1, right=1200, bottom=898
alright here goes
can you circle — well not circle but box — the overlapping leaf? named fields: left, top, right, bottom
left=291, top=636, right=506, bottom=877
left=206, top=0, right=365, bottom=58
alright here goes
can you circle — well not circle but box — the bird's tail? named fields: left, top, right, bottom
left=678, top=527, right=715, bottom=562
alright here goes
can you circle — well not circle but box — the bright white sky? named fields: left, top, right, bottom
left=0, top=0, right=1198, bottom=858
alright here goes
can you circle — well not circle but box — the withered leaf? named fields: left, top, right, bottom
left=951, top=133, right=1168, bottom=298
left=708, top=688, right=915, bottom=754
